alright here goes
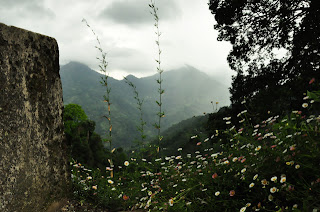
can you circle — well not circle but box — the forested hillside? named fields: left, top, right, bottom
left=60, top=61, right=230, bottom=147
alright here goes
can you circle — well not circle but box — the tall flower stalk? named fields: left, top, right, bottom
left=124, top=77, right=146, bottom=150
left=149, top=0, right=165, bottom=155
left=82, top=19, right=114, bottom=176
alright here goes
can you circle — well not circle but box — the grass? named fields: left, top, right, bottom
left=70, top=90, right=320, bottom=211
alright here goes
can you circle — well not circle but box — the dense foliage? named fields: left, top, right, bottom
left=64, top=103, right=112, bottom=169
left=71, top=91, right=320, bottom=211
left=208, top=0, right=320, bottom=120
left=158, top=115, right=210, bottom=156
left=64, top=103, right=88, bottom=135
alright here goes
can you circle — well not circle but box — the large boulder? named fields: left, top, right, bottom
left=0, top=23, right=69, bottom=211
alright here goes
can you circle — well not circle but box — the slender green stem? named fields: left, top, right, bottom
left=149, top=0, right=165, bottom=156
left=82, top=18, right=114, bottom=177
left=124, top=77, right=146, bottom=149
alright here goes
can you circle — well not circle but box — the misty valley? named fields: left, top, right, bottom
left=60, top=61, right=230, bottom=149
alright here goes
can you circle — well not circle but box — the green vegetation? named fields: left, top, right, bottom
left=158, top=115, right=210, bottom=156
left=64, top=0, right=320, bottom=211
left=124, top=76, right=147, bottom=150
left=70, top=91, right=320, bottom=211
left=64, top=104, right=109, bottom=169
left=209, top=0, right=320, bottom=120
left=82, top=18, right=113, bottom=152
left=60, top=62, right=229, bottom=148
left=149, top=0, right=165, bottom=155
left=64, top=103, right=88, bottom=135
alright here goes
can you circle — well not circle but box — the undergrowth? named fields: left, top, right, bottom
left=71, top=89, right=320, bottom=211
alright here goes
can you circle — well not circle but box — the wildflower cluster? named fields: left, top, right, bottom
left=70, top=91, right=320, bottom=211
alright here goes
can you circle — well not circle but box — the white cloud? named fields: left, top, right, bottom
left=98, top=0, right=181, bottom=27
left=0, top=0, right=233, bottom=83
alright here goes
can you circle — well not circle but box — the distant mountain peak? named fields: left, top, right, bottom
left=184, top=64, right=199, bottom=71
left=60, top=61, right=105, bottom=79
left=62, top=61, right=89, bottom=68
left=60, top=61, right=231, bottom=148
left=161, top=65, right=210, bottom=81
left=124, top=74, right=138, bottom=80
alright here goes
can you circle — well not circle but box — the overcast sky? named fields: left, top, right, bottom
left=0, top=0, right=233, bottom=84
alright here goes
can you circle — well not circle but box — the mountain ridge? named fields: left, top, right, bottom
left=60, top=61, right=230, bottom=148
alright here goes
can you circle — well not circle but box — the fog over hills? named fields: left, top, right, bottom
left=60, top=61, right=230, bottom=148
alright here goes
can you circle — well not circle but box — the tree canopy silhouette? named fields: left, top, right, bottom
left=209, top=0, right=320, bottom=117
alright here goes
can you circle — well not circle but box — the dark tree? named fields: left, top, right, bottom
left=209, top=0, right=320, bottom=117
left=64, top=103, right=88, bottom=122
left=63, top=103, right=109, bottom=169
left=64, top=103, right=88, bottom=136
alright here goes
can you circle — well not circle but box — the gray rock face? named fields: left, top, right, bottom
left=0, top=23, right=69, bottom=211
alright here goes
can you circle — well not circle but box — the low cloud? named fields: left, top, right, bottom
left=108, top=47, right=154, bottom=74
left=1, top=0, right=38, bottom=9
left=98, top=0, right=181, bottom=27
left=1, top=0, right=232, bottom=86
left=0, top=0, right=55, bottom=20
